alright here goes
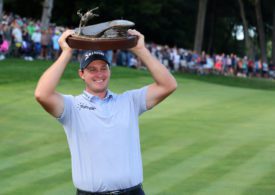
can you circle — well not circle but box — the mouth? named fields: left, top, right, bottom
left=94, top=79, right=104, bottom=83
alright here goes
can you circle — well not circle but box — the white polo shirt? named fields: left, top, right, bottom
left=58, top=86, right=148, bottom=192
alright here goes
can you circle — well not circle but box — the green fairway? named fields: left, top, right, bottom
left=0, top=59, right=275, bottom=195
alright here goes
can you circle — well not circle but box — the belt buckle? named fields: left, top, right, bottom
left=108, top=190, right=121, bottom=195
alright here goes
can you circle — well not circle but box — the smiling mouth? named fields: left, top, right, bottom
left=95, top=79, right=104, bottom=83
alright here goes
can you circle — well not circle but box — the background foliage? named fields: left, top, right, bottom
left=3, top=0, right=275, bottom=58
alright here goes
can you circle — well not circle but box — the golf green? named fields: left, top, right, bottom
left=0, top=59, right=275, bottom=195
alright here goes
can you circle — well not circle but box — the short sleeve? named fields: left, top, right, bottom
left=57, top=94, right=74, bottom=126
left=127, top=86, right=148, bottom=115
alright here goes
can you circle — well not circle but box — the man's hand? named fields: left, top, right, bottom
left=58, top=30, right=75, bottom=53
left=128, top=29, right=146, bottom=54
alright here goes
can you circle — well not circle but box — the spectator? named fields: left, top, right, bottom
left=214, top=55, right=222, bottom=74
left=129, top=54, right=138, bottom=68
left=31, top=27, right=42, bottom=58
left=254, top=59, right=262, bottom=77
left=11, top=20, right=23, bottom=57
left=1, top=21, right=12, bottom=55
left=172, top=48, right=180, bottom=71
left=52, top=30, right=61, bottom=60
left=27, top=21, right=36, bottom=37
left=40, top=28, right=52, bottom=59
left=262, top=61, right=269, bottom=78
left=0, top=35, right=9, bottom=60
left=104, top=50, right=113, bottom=66
left=247, top=59, right=254, bottom=77
left=22, top=29, right=33, bottom=61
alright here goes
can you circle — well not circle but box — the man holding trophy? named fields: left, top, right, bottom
left=35, top=11, right=177, bottom=194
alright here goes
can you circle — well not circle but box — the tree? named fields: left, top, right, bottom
left=255, top=0, right=267, bottom=63
left=193, top=0, right=208, bottom=53
left=0, top=0, right=3, bottom=20
left=238, top=0, right=254, bottom=59
left=205, top=0, right=216, bottom=54
left=272, top=2, right=275, bottom=64
left=41, top=0, right=54, bottom=29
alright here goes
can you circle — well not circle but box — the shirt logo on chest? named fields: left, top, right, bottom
left=76, top=103, right=96, bottom=111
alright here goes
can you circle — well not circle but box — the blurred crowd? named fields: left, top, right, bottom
left=146, top=45, right=275, bottom=79
left=0, top=12, right=66, bottom=61
left=1, top=12, right=275, bottom=79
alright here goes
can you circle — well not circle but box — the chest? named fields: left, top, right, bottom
left=72, top=98, right=137, bottom=135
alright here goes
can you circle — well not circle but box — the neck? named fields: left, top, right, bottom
left=85, top=88, right=107, bottom=99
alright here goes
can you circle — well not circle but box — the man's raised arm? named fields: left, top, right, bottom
left=34, top=30, right=75, bottom=118
left=128, top=29, right=177, bottom=110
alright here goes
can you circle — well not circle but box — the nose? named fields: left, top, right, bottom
left=95, top=70, right=104, bottom=77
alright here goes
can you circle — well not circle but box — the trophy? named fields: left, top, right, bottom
left=66, top=7, right=138, bottom=50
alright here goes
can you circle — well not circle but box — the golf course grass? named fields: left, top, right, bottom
left=0, top=58, right=275, bottom=195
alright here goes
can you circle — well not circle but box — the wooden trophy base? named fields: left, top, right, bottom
left=66, top=35, right=138, bottom=50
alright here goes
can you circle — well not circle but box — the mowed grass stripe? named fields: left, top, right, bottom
left=0, top=159, right=70, bottom=194
left=140, top=106, right=261, bottom=161
left=3, top=169, right=71, bottom=195
left=0, top=96, right=67, bottom=160
left=0, top=150, right=69, bottom=182
left=146, top=89, right=271, bottom=127
left=142, top=138, right=194, bottom=167
left=145, top=83, right=272, bottom=194
left=0, top=142, right=69, bottom=172
left=242, top=164, right=275, bottom=194
left=194, top=143, right=275, bottom=195
left=142, top=100, right=274, bottom=194
left=140, top=82, right=256, bottom=122
left=143, top=137, right=250, bottom=194
left=42, top=182, right=75, bottom=195
left=158, top=141, right=272, bottom=194
left=144, top=139, right=216, bottom=179
left=140, top=90, right=268, bottom=151
left=143, top=103, right=275, bottom=194
left=0, top=130, right=66, bottom=159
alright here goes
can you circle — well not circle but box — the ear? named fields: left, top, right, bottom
left=78, top=69, right=84, bottom=80
left=108, top=66, right=111, bottom=76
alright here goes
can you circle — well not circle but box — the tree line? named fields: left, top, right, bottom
left=1, top=0, right=275, bottom=63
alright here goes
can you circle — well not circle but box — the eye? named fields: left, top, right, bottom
left=86, top=68, right=96, bottom=72
left=101, top=67, right=108, bottom=71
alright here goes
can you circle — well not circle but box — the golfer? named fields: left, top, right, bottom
left=35, top=29, right=177, bottom=195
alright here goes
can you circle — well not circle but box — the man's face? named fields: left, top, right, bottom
left=79, top=60, right=110, bottom=96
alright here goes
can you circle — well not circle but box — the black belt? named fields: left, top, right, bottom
left=77, top=184, right=142, bottom=195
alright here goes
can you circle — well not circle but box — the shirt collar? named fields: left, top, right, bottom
left=82, top=90, right=114, bottom=102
